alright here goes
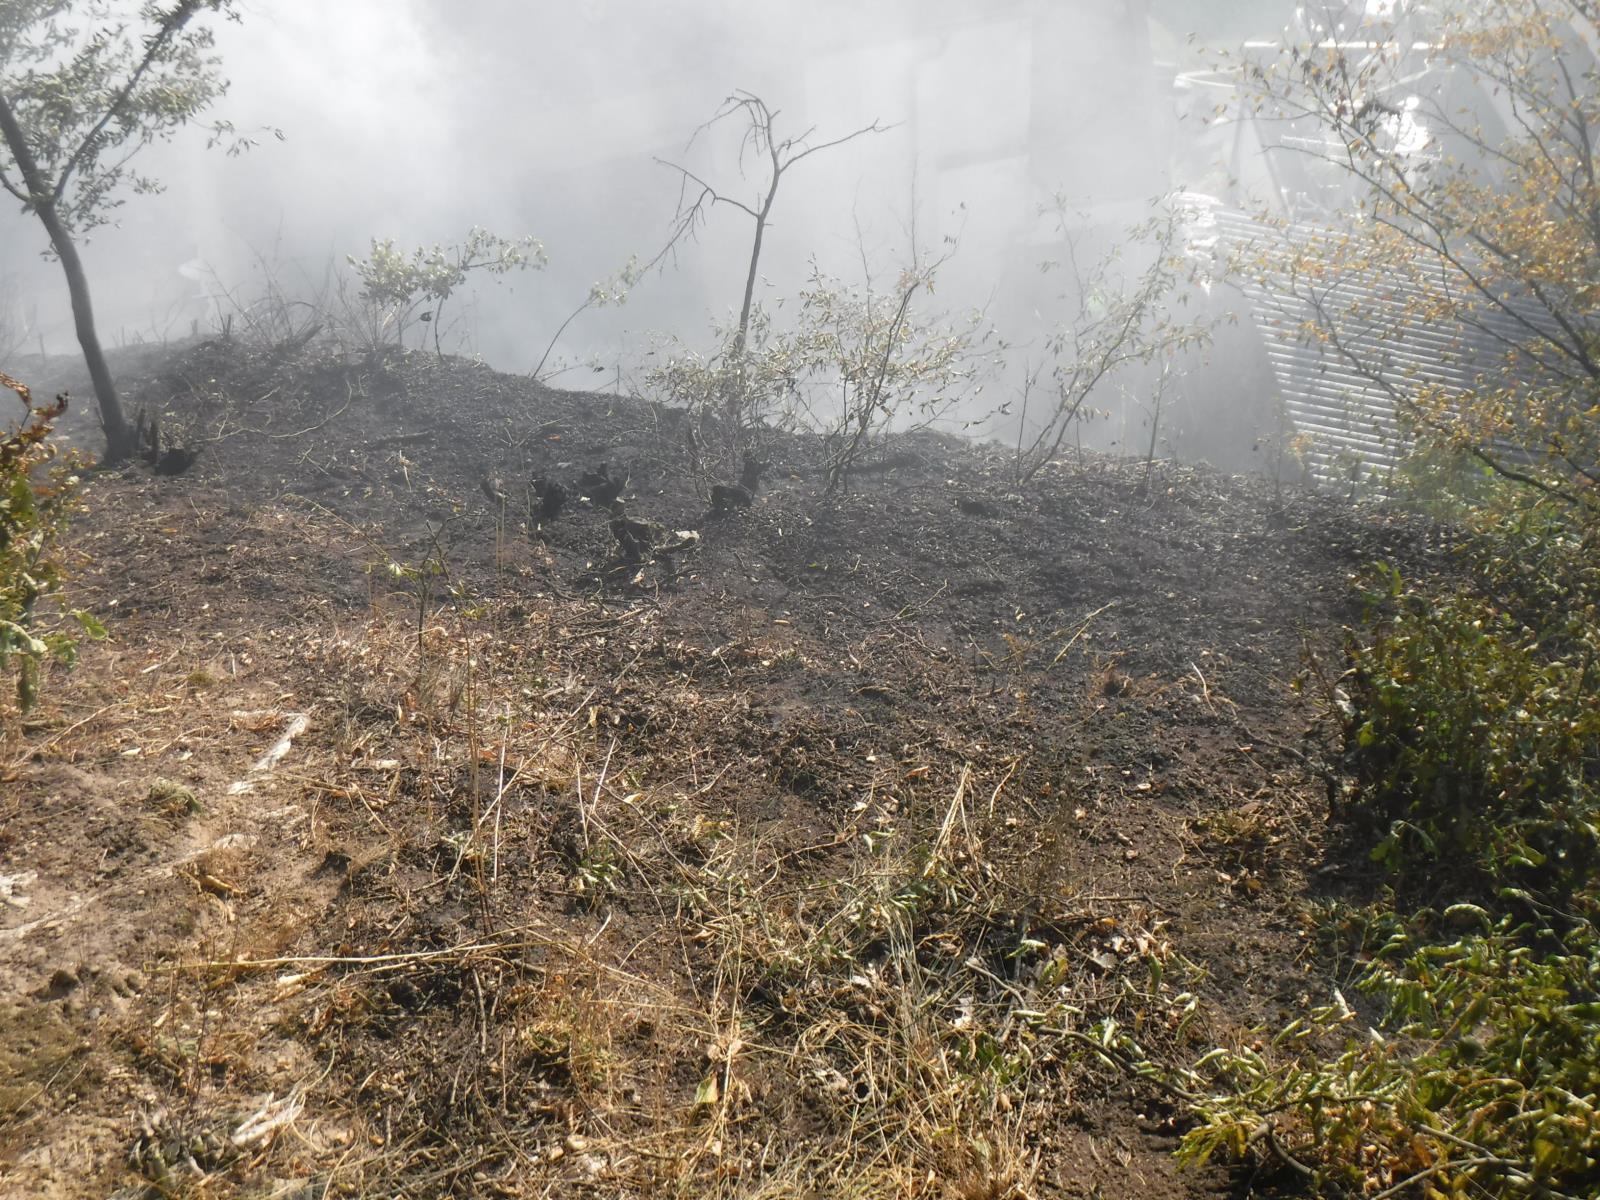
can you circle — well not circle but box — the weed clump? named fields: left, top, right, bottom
left=146, top=778, right=201, bottom=819
left=0, top=374, right=102, bottom=713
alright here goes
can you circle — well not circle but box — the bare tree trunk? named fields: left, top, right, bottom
left=0, top=90, right=133, bottom=463
left=38, top=203, right=131, bottom=459
left=727, top=178, right=778, bottom=438
left=734, top=184, right=776, bottom=353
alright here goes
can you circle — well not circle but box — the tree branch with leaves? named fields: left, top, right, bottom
left=0, top=0, right=253, bottom=462
left=1226, top=0, right=1600, bottom=518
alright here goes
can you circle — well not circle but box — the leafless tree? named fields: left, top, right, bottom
left=656, top=90, right=893, bottom=355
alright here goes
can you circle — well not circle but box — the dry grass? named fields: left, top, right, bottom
left=94, top=592, right=1212, bottom=1199
left=6, top=511, right=1234, bottom=1199
left=0, top=331, right=1428, bottom=1199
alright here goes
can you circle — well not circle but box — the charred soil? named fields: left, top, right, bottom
left=1, top=340, right=1451, bottom=1199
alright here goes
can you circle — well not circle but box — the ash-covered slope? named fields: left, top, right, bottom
left=2, top=339, right=1451, bottom=1199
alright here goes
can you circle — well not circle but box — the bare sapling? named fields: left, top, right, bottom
left=530, top=257, right=643, bottom=382
left=654, top=90, right=893, bottom=455
left=1141, top=360, right=1175, bottom=492
left=1012, top=196, right=1209, bottom=485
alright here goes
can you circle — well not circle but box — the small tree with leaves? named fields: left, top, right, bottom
left=0, top=0, right=245, bottom=462
left=348, top=228, right=545, bottom=360
left=1226, top=0, right=1600, bottom=520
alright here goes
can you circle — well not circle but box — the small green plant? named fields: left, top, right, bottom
left=1, top=373, right=103, bottom=713
left=145, top=778, right=201, bottom=819
left=364, top=510, right=465, bottom=651
left=349, top=227, right=545, bottom=357
left=529, top=255, right=643, bottom=381
left=570, top=841, right=620, bottom=908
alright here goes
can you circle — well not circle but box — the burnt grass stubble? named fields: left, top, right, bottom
left=0, top=338, right=1451, bottom=1199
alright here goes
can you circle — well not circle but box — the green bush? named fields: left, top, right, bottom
left=1344, top=566, right=1600, bottom=898
left=347, top=227, right=545, bottom=356
left=1, top=374, right=101, bottom=713
left=647, top=269, right=996, bottom=491
left=1179, top=911, right=1600, bottom=1199
left=1174, top=501, right=1600, bottom=1197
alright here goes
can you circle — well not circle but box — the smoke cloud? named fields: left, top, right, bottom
left=2, top=2, right=1234, bottom=406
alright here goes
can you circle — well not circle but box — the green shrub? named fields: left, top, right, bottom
left=648, top=271, right=995, bottom=491
left=1, top=374, right=101, bottom=713
left=1179, top=911, right=1600, bottom=1198
left=1344, top=567, right=1600, bottom=898
left=1464, top=498, right=1600, bottom=651
left=1176, top=510, right=1600, bottom=1197
left=1389, top=443, right=1499, bottom=523
left=347, top=227, right=545, bottom=356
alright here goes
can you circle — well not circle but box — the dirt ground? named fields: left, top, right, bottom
left=0, top=340, right=1448, bottom=1199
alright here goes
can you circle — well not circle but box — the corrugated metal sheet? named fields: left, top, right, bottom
left=1206, top=206, right=1540, bottom=486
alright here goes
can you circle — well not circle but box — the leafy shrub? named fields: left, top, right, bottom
left=1463, top=499, right=1600, bottom=651
left=1, top=374, right=102, bottom=712
left=1179, top=911, right=1600, bottom=1199
left=648, top=267, right=996, bottom=490
left=348, top=227, right=545, bottom=356
left=646, top=305, right=791, bottom=461
left=1343, top=566, right=1600, bottom=898
left=1389, top=443, right=1499, bottom=524
left=1176, top=501, right=1600, bottom=1197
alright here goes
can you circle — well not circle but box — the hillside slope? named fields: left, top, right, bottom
left=0, top=341, right=1446, bottom=1199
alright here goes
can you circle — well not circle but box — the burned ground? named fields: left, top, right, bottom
left=0, top=340, right=1449, bottom=1199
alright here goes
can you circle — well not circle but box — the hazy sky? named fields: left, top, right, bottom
left=0, top=1, right=1265, bottom=379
